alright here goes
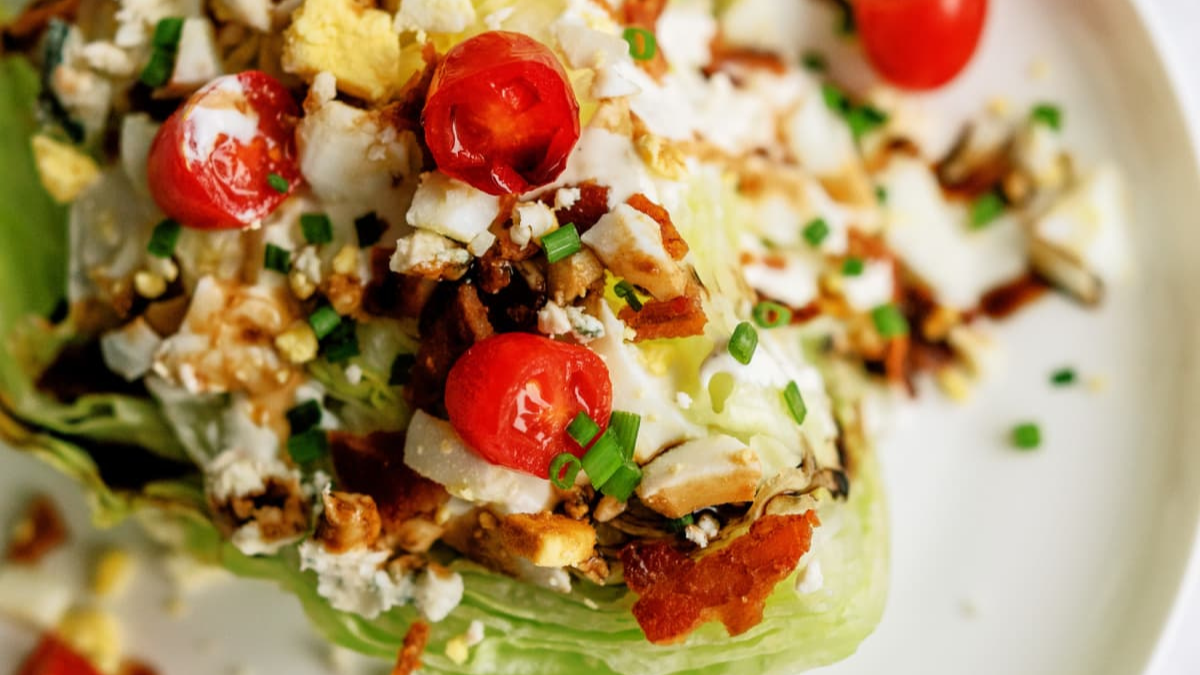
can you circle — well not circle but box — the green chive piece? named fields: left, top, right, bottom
left=151, top=17, right=185, bottom=49
left=567, top=411, right=601, bottom=448
left=267, top=172, right=290, bottom=194
left=139, top=49, right=175, bottom=87
left=300, top=213, right=333, bottom=245
left=287, top=428, right=328, bottom=463
left=729, top=321, right=758, bottom=365
left=1050, top=368, right=1076, bottom=387
left=803, top=218, right=830, bottom=247
left=286, top=400, right=322, bottom=433
left=752, top=301, right=792, bottom=328
left=1012, top=422, right=1041, bottom=450
left=147, top=219, right=181, bottom=258
left=389, top=353, right=416, bottom=386
left=581, top=430, right=623, bottom=487
left=322, top=320, right=360, bottom=363
left=540, top=223, right=581, bottom=264
left=549, top=453, right=583, bottom=490
left=802, top=52, right=827, bottom=73
left=354, top=212, right=386, bottom=247
left=783, top=381, right=808, bottom=425
left=667, top=514, right=694, bottom=533
left=1031, top=103, right=1063, bottom=131
left=623, top=27, right=657, bottom=61
left=263, top=243, right=291, bottom=273
left=600, top=461, right=642, bottom=502
left=970, top=191, right=1006, bottom=229
left=308, top=306, right=341, bottom=340
left=608, top=411, right=641, bottom=460
left=847, top=105, right=888, bottom=141
left=871, top=303, right=909, bottom=339
left=821, top=84, right=849, bottom=115
left=842, top=257, right=865, bottom=277
left=875, top=185, right=888, bottom=204
left=614, top=280, right=644, bottom=312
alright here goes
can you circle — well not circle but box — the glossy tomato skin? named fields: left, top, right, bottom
left=147, top=71, right=302, bottom=230
left=444, top=332, right=612, bottom=478
left=856, top=0, right=988, bottom=90
left=17, top=636, right=102, bottom=675
left=423, top=31, right=581, bottom=196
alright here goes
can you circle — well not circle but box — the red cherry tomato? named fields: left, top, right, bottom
left=855, top=0, right=988, bottom=90
left=17, top=636, right=102, bottom=675
left=423, top=31, right=581, bottom=196
left=147, top=71, right=302, bottom=229
left=444, top=332, right=612, bottom=478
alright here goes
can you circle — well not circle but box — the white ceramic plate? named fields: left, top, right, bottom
left=3, top=0, right=1199, bottom=673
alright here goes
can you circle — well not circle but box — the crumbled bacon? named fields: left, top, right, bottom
left=364, top=247, right=439, bottom=320
left=626, top=193, right=688, bottom=260
left=408, top=283, right=494, bottom=414
left=620, top=512, right=819, bottom=644
left=329, top=431, right=449, bottom=549
left=979, top=273, right=1049, bottom=319
left=620, top=293, right=707, bottom=342
left=705, top=34, right=787, bottom=77
left=314, top=490, right=383, bottom=554
left=391, top=621, right=431, bottom=675
left=546, top=183, right=611, bottom=234
left=212, top=476, right=309, bottom=544
left=5, top=494, right=67, bottom=565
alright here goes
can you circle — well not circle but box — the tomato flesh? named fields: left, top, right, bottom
left=17, top=636, right=102, bottom=675
left=444, top=333, right=612, bottom=478
left=855, top=0, right=988, bottom=90
left=147, top=71, right=302, bottom=229
left=423, top=31, right=581, bottom=196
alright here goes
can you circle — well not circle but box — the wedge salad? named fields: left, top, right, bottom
left=0, top=0, right=1128, bottom=672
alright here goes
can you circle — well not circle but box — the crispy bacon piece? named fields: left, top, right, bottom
left=5, top=494, right=67, bottom=565
left=329, top=431, right=449, bottom=550
left=363, top=247, right=439, bottom=319
left=626, top=193, right=688, bottom=260
left=621, top=0, right=669, bottom=80
left=314, top=490, right=383, bottom=554
left=979, top=273, right=1049, bottom=319
left=391, top=621, right=431, bottom=675
left=409, top=283, right=494, bottom=415
left=546, top=182, right=611, bottom=234
left=620, top=293, right=707, bottom=342
left=705, top=34, right=787, bottom=77
left=621, top=512, right=820, bottom=644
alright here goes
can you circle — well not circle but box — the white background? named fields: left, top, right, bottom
left=1146, top=1, right=1200, bottom=672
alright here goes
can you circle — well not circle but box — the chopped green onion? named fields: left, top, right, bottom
left=1011, top=422, right=1041, bottom=450
left=842, top=257, right=865, bottom=277
left=783, top=381, right=808, bottom=426
left=802, top=52, right=827, bottom=73
left=1050, top=368, right=1076, bottom=387
left=288, top=428, right=328, bottom=463
left=389, top=353, right=416, bottom=386
left=847, top=105, right=888, bottom=141
left=1031, top=103, right=1063, bottom=131
left=308, top=305, right=342, bottom=339
left=267, top=172, right=290, bottom=194
left=549, top=453, right=582, bottom=490
left=354, top=212, right=386, bottom=247
left=263, top=243, right=291, bottom=273
left=146, top=219, right=181, bottom=258
left=300, top=213, right=333, bottom=245
left=567, top=411, right=600, bottom=448
left=970, top=191, right=1006, bottom=229
left=600, top=461, right=642, bottom=502
left=151, top=17, right=185, bottom=49
left=614, top=280, right=644, bottom=312
left=286, top=400, right=322, bottom=433
left=581, top=430, right=622, bottom=487
left=540, top=223, right=581, bottom=264
left=321, top=320, right=360, bottom=363
left=752, top=301, right=792, bottom=329
left=821, top=84, right=849, bottom=115
left=139, top=49, right=175, bottom=87
left=729, top=321, right=758, bottom=365
left=875, top=185, right=888, bottom=205
left=608, top=411, right=641, bottom=460
left=623, top=27, right=657, bottom=61
left=803, top=218, right=830, bottom=247
left=871, top=303, right=909, bottom=339
left=667, top=514, right=694, bottom=533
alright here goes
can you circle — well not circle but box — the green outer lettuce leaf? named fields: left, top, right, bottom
left=0, top=43, right=888, bottom=675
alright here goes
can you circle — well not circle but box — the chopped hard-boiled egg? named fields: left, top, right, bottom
left=283, top=0, right=404, bottom=102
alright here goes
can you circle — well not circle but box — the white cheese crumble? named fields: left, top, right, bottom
left=344, top=364, right=363, bottom=385
left=298, top=542, right=413, bottom=619
left=393, top=0, right=477, bottom=34
left=553, top=187, right=581, bottom=211
left=841, top=260, right=896, bottom=312
left=100, top=317, right=163, bottom=381
left=413, top=567, right=465, bottom=622
left=407, top=172, right=501, bottom=243
left=389, top=230, right=471, bottom=275
left=511, top=201, right=558, bottom=248
left=537, top=301, right=605, bottom=342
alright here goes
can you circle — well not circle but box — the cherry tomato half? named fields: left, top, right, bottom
left=444, top=332, right=612, bottom=478
left=17, top=636, right=102, bottom=675
left=855, top=0, right=988, bottom=90
left=423, top=31, right=581, bottom=196
left=147, top=71, right=302, bottom=229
